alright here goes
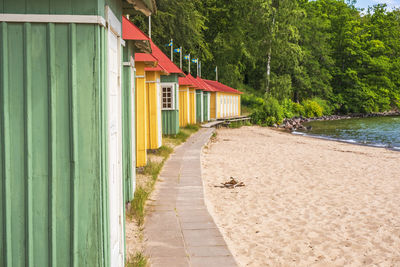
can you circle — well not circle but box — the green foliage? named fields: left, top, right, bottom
left=143, top=160, right=162, bottom=181
left=127, top=252, right=148, bottom=267
left=130, top=187, right=149, bottom=226
left=292, top=102, right=305, bottom=117
left=251, top=96, right=284, bottom=126
left=152, top=145, right=173, bottom=158
left=130, top=0, right=400, bottom=114
left=302, top=100, right=323, bottom=118
left=184, top=124, right=200, bottom=131
left=311, top=97, right=333, bottom=115
left=241, top=93, right=265, bottom=109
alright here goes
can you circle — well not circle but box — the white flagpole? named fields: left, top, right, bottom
left=216, top=66, right=218, bottom=81
left=180, top=47, right=182, bottom=70
left=189, top=54, right=191, bottom=74
left=170, top=39, right=173, bottom=61
left=148, top=16, right=151, bottom=38
left=196, top=59, right=199, bottom=77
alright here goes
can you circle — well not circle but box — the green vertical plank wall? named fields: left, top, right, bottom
left=0, top=22, right=110, bottom=267
left=203, top=91, right=209, bottom=122
left=122, top=42, right=136, bottom=203
left=196, top=90, right=203, bottom=123
left=161, top=74, right=180, bottom=135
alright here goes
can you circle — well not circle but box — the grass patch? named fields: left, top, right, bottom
left=227, top=120, right=252, bottom=128
left=130, top=187, right=150, bottom=226
left=184, top=124, right=200, bottom=131
left=164, top=124, right=200, bottom=145
left=151, top=145, right=173, bottom=158
left=126, top=252, right=147, bottom=267
left=241, top=106, right=254, bottom=116
left=143, top=159, right=163, bottom=181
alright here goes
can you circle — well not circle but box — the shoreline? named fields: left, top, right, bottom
left=290, top=130, right=400, bottom=152
left=281, top=111, right=400, bottom=131
left=201, top=126, right=400, bottom=266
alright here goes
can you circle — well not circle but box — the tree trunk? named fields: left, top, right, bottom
left=266, top=13, right=275, bottom=95
left=266, top=44, right=272, bottom=94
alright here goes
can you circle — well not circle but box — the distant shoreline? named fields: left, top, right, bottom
left=281, top=111, right=400, bottom=131
left=291, top=130, right=400, bottom=152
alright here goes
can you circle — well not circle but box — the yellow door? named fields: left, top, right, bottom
left=135, top=62, right=147, bottom=167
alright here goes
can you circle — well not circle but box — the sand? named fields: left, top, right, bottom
left=201, top=126, right=400, bottom=267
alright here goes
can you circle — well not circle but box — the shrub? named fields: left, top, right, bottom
left=241, top=93, right=265, bottom=108
left=292, top=102, right=305, bottom=117
left=312, top=97, right=333, bottom=115
left=251, top=96, right=284, bottom=126
left=281, top=98, right=294, bottom=118
left=302, top=100, right=323, bottom=118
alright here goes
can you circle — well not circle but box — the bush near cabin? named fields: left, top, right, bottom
left=249, top=94, right=335, bottom=126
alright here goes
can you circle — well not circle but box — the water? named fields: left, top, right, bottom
left=294, top=116, right=400, bottom=151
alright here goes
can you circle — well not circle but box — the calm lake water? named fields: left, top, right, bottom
left=294, top=116, right=400, bottom=151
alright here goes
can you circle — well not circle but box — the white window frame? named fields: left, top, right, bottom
left=161, top=83, right=175, bottom=110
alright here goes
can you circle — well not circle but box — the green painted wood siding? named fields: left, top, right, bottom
left=161, top=110, right=179, bottom=135
left=122, top=42, right=135, bottom=203
left=0, top=0, right=122, bottom=17
left=203, top=92, right=209, bottom=122
left=0, top=22, right=110, bottom=267
left=196, top=90, right=202, bottom=123
left=161, top=74, right=180, bottom=135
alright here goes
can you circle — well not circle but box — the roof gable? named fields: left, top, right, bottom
left=150, top=40, right=184, bottom=75
left=203, top=79, right=243, bottom=94
left=122, top=16, right=150, bottom=41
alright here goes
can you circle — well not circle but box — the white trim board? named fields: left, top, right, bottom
left=106, top=5, right=121, bottom=37
left=0, top=14, right=106, bottom=27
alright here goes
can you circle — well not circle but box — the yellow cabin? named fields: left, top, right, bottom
left=134, top=54, right=158, bottom=167
left=145, top=67, right=165, bottom=150
left=178, top=76, right=195, bottom=127
left=202, top=79, right=243, bottom=119
left=178, top=85, right=190, bottom=127
left=189, top=88, right=197, bottom=124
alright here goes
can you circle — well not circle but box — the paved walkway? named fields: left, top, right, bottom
left=144, top=128, right=238, bottom=267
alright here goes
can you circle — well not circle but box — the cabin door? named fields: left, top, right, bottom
left=108, top=25, right=124, bottom=266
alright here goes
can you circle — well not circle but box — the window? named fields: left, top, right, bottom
left=162, top=85, right=174, bottom=109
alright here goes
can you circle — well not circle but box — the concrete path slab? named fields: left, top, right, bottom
left=144, top=128, right=238, bottom=267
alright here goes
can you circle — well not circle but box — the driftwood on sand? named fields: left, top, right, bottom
left=215, top=177, right=245, bottom=189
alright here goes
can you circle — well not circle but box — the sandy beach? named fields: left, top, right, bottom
left=201, top=126, right=400, bottom=266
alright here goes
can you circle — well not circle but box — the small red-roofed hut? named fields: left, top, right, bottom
left=203, top=79, right=243, bottom=118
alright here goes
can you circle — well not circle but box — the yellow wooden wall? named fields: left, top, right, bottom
left=215, top=92, right=241, bottom=119
left=179, top=86, right=190, bottom=127
left=135, top=62, right=147, bottom=167
left=145, top=71, right=161, bottom=150
left=210, top=92, right=216, bottom=119
left=238, top=95, right=241, bottom=115
left=189, top=88, right=196, bottom=124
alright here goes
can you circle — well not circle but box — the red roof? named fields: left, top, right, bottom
left=186, top=74, right=204, bottom=90
left=122, top=16, right=184, bottom=76
left=196, top=77, right=218, bottom=92
left=179, top=76, right=195, bottom=87
left=150, top=40, right=184, bottom=75
left=135, top=53, right=157, bottom=62
left=203, top=79, right=243, bottom=94
left=145, top=64, right=169, bottom=74
left=122, top=16, right=150, bottom=41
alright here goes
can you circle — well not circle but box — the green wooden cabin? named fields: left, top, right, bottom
left=203, top=91, right=210, bottom=122
left=196, top=89, right=204, bottom=123
left=0, top=0, right=155, bottom=266
left=161, top=74, right=180, bottom=135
